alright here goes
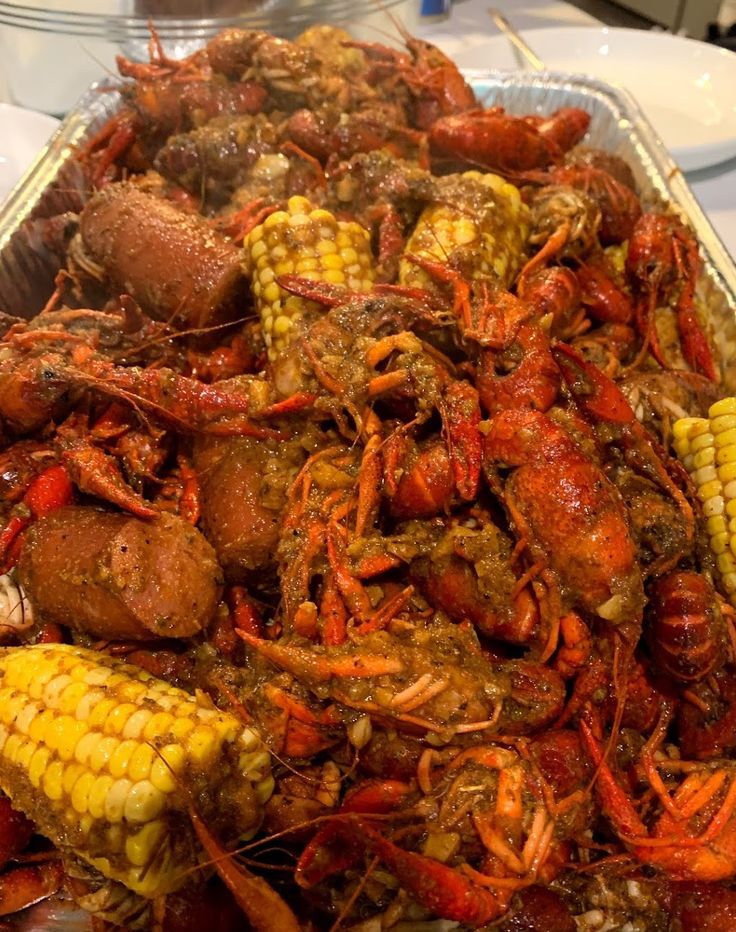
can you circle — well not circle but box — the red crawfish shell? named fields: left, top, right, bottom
left=647, top=571, right=725, bottom=683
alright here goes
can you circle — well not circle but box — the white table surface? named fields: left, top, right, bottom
left=0, top=0, right=734, bottom=259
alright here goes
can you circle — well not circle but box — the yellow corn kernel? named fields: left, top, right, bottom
left=42, top=760, right=64, bottom=801
left=75, top=689, right=105, bottom=723
left=187, top=724, right=218, bottom=765
left=62, top=763, right=85, bottom=797
left=83, top=666, right=113, bottom=687
left=122, top=709, right=152, bottom=740
left=28, top=747, right=51, bottom=788
left=90, top=736, right=119, bottom=773
left=691, top=431, right=716, bottom=454
left=124, top=780, right=165, bottom=823
left=143, top=713, right=175, bottom=742
left=716, top=427, right=736, bottom=450
left=711, top=398, right=736, bottom=418
left=720, top=551, right=736, bottom=574
left=672, top=416, right=706, bottom=440
left=27, top=667, right=56, bottom=701
left=712, top=531, right=730, bottom=554
left=58, top=681, right=89, bottom=716
left=74, top=731, right=101, bottom=767
left=43, top=674, right=73, bottom=707
left=719, top=462, right=736, bottom=484
left=71, top=772, right=96, bottom=814
left=103, top=702, right=138, bottom=737
left=693, top=464, right=718, bottom=486
left=697, top=479, right=723, bottom=503
left=3, top=733, right=21, bottom=764
left=17, top=741, right=33, bottom=772
left=88, top=699, right=117, bottom=729
left=712, top=414, right=736, bottom=436
left=89, top=775, right=115, bottom=820
left=127, top=743, right=155, bottom=782
left=28, top=709, right=55, bottom=744
left=126, top=821, right=165, bottom=868
left=15, top=702, right=40, bottom=736
left=707, top=514, right=728, bottom=536
left=692, top=446, right=716, bottom=469
left=104, top=778, right=133, bottom=824
left=48, top=716, right=86, bottom=760
left=109, top=740, right=138, bottom=779
left=150, top=744, right=185, bottom=794
left=116, top=681, right=149, bottom=705
left=171, top=718, right=195, bottom=741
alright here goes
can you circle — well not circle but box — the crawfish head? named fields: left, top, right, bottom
left=0, top=353, right=73, bottom=435
left=527, top=183, right=601, bottom=258
left=626, top=212, right=696, bottom=290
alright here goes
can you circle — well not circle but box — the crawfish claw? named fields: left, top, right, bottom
left=552, top=341, right=634, bottom=424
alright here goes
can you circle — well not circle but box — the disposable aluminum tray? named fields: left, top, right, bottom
left=1, top=69, right=736, bottom=379
left=0, top=69, right=736, bottom=929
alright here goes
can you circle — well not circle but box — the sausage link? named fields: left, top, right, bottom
left=18, top=506, right=222, bottom=640
left=79, top=183, right=249, bottom=329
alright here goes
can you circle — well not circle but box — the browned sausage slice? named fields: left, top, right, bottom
left=18, top=506, right=222, bottom=640
left=79, top=183, right=249, bottom=329
left=195, top=436, right=282, bottom=582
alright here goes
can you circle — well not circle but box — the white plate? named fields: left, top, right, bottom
left=450, top=27, right=736, bottom=173
left=0, top=103, right=60, bottom=204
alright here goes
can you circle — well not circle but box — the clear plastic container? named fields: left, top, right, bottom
left=0, top=0, right=403, bottom=113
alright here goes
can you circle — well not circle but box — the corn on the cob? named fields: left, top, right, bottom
left=244, top=195, right=375, bottom=360
left=673, top=400, right=736, bottom=603
left=0, top=643, right=272, bottom=898
left=399, top=171, right=529, bottom=291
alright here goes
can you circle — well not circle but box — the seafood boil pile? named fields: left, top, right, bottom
left=0, top=19, right=736, bottom=931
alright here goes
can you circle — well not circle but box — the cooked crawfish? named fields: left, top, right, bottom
left=581, top=709, right=736, bottom=882
left=429, top=106, right=590, bottom=173
left=627, top=211, right=719, bottom=381
left=483, top=406, right=644, bottom=628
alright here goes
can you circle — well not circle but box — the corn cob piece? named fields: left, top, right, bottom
left=244, top=195, right=375, bottom=360
left=399, top=171, right=529, bottom=291
left=0, top=643, right=272, bottom=898
left=673, top=402, right=736, bottom=603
